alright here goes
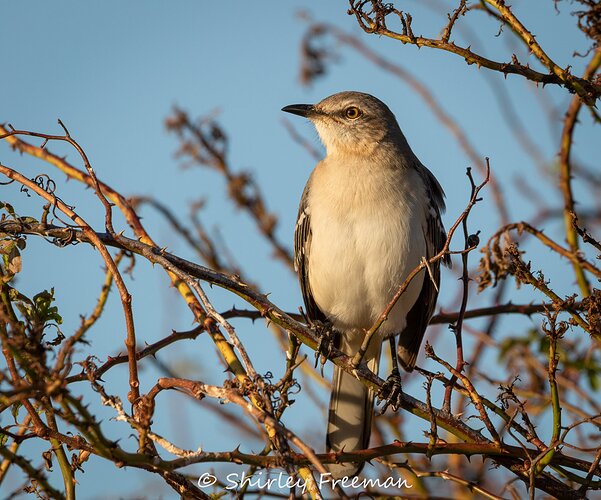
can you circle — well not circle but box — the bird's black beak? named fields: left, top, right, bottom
left=281, top=104, right=315, bottom=118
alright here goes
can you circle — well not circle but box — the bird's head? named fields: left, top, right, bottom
left=282, top=91, right=403, bottom=156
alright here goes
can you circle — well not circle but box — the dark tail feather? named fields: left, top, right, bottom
left=326, top=351, right=379, bottom=478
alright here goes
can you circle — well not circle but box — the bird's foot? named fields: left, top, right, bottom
left=311, top=320, right=337, bottom=374
left=377, top=368, right=403, bottom=413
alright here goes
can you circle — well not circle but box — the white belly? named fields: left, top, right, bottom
left=307, top=161, right=427, bottom=340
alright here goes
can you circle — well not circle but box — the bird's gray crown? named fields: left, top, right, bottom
left=315, top=91, right=395, bottom=121
left=283, top=91, right=406, bottom=156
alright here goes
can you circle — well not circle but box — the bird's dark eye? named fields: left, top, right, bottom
left=344, top=106, right=362, bottom=119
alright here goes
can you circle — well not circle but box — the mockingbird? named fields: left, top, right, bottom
left=283, top=91, right=449, bottom=478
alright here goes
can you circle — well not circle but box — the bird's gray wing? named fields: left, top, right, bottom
left=294, top=183, right=326, bottom=322
left=397, top=163, right=450, bottom=371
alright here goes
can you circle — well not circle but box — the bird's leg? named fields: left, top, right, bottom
left=310, top=319, right=338, bottom=374
left=377, top=336, right=403, bottom=413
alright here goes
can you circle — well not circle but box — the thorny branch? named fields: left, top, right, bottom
left=347, top=0, right=601, bottom=102
left=0, top=186, right=598, bottom=498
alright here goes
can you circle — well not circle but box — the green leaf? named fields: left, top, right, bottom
left=11, top=401, right=21, bottom=422
left=7, top=244, right=21, bottom=275
left=0, top=239, right=23, bottom=283
left=17, top=216, right=38, bottom=224
left=0, top=431, right=8, bottom=447
left=33, top=289, right=63, bottom=325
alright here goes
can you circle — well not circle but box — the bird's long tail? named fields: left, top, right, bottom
left=325, top=337, right=381, bottom=479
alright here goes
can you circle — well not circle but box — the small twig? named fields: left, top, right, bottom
left=557, top=48, right=601, bottom=298
left=441, top=0, right=467, bottom=43
left=534, top=309, right=563, bottom=474
left=426, top=343, right=501, bottom=445
left=186, top=277, right=258, bottom=379
left=443, top=166, right=481, bottom=411
left=572, top=211, right=601, bottom=253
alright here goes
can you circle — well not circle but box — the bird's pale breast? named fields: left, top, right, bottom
left=307, top=158, right=427, bottom=341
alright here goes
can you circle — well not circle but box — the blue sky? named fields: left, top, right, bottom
left=1, top=1, right=598, bottom=498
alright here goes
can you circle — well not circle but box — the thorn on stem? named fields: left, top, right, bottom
left=57, top=119, right=71, bottom=137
